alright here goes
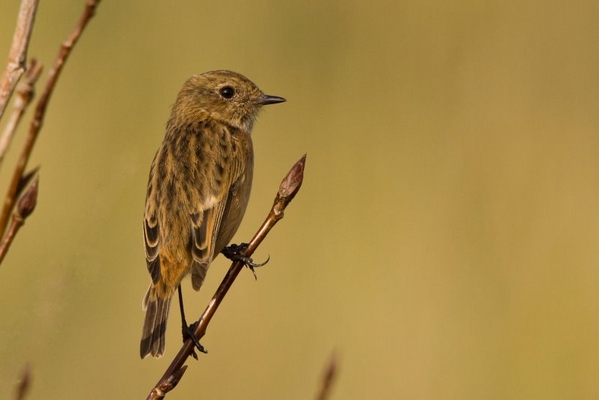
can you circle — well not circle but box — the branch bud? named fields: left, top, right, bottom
left=17, top=174, right=38, bottom=219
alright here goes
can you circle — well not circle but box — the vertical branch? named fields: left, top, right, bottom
left=0, top=0, right=38, bottom=120
left=0, top=0, right=102, bottom=235
left=0, top=60, right=43, bottom=166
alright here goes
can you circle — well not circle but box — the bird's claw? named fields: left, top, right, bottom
left=222, top=243, right=270, bottom=280
left=182, top=321, right=207, bottom=360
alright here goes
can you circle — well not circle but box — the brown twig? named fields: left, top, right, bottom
left=0, top=0, right=102, bottom=235
left=315, top=352, right=339, bottom=400
left=0, top=174, right=38, bottom=266
left=0, top=0, right=38, bottom=120
left=0, top=59, right=43, bottom=166
left=146, top=154, right=306, bottom=400
left=12, top=364, right=32, bottom=400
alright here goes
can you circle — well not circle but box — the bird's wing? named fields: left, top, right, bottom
left=143, top=213, right=161, bottom=284
left=189, top=189, right=234, bottom=290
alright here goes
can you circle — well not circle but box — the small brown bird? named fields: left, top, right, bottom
left=140, top=70, right=285, bottom=358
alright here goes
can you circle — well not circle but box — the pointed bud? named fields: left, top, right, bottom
left=17, top=174, right=38, bottom=219
left=278, top=154, right=306, bottom=204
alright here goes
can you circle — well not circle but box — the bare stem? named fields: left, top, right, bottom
left=315, top=352, right=339, bottom=400
left=146, top=155, right=307, bottom=400
left=0, top=59, right=43, bottom=167
left=0, top=0, right=101, bottom=235
left=12, top=364, right=32, bottom=400
left=0, top=174, right=38, bottom=266
left=0, top=0, right=38, bottom=120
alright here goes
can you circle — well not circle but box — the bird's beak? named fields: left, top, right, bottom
left=254, top=94, right=286, bottom=105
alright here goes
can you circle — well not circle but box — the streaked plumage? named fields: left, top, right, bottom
left=140, top=70, right=285, bottom=358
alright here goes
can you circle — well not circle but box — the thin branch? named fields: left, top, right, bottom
left=0, top=0, right=101, bottom=235
left=315, top=352, right=339, bottom=400
left=0, top=0, right=38, bottom=120
left=146, top=154, right=307, bottom=400
left=0, top=59, right=43, bottom=166
left=12, top=364, right=32, bottom=400
left=0, top=174, right=38, bottom=266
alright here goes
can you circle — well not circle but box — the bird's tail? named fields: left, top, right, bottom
left=140, top=284, right=172, bottom=359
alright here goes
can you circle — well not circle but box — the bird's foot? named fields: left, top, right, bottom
left=182, top=321, right=208, bottom=360
left=222, top=243, right=270, bottom=280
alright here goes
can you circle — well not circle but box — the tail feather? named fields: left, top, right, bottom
left=140, top=285, right=171, bottom=358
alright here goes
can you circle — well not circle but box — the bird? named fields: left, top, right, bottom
left=140, top=70, right=285, bottom=359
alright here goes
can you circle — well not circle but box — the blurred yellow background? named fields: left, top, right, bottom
left=1, top=0, right=598, bottom=398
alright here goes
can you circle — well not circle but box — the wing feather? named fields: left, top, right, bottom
left=190, top=190, right=232, bottom=290
left=144, top=214, right=161, bottom=284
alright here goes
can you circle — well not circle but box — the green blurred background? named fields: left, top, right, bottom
left=1, top=0, right=599, bottom=398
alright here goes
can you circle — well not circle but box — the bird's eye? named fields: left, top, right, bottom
left=219, top=86, right=235, bottom=99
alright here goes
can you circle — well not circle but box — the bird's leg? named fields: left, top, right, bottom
left=222, top=243, right=270, bottom=280
left=178, top=285, right=207, bottom=359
